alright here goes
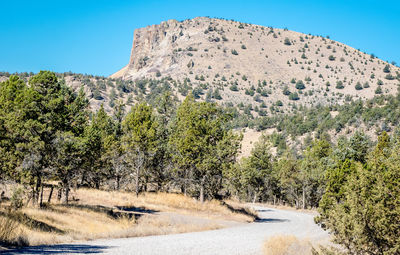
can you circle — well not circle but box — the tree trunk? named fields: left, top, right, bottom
left=252, top=192, right=257, bottom=203
left=63, top=183, right=69, bottom=204
left=33, top=175, right=42, bottom=206
left=135, top=167, right=140, bottom=197
left=302, top=185, right=306, bottom=210
left=199, top=176, right=205, bottom=203
left=115, top=175, right=120, bottom=190
left=57, top=187, right=62, bottom=201
left=39, top=183, right=44, bottom=208
left=183, top=170, right=187, bottom=196
left=47, top=186, right=54, bottom=203
left=200, top=184, right=204, bottom=203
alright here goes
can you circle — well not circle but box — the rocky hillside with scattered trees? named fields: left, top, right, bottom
left=113, top=17, right=399, bottom=112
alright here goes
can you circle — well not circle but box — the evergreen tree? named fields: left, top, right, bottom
left=169, top=94, right=241, bottom=202
left=122, top=102, right=158, bottom=196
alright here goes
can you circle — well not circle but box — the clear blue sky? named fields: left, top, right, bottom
left=1, top=0, right=399, bottom=76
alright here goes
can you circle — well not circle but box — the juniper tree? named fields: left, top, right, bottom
left=122, top=102, right=158, bottom=196
left=169, top=94, right=241, bottom=202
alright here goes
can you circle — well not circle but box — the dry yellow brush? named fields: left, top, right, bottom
left=75, top=188, right=256, bottom=221
left=262, top=235, right=337, bottom=255
left=0, top=188, right=254, bottom=247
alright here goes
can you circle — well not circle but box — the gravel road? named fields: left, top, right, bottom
left=6, top=206, right=331, bottom=255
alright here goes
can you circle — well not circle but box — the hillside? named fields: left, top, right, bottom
left=112, top=17, right=399, bottom=112
left=1, top=17, right=399, bottom=118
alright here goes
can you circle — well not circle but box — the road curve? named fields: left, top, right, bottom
left=6, top=206, right=331, bottom=255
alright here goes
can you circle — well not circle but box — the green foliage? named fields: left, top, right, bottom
left=289, top=92, right=299, bottom=100
left=383, top=64, right=390, bottom=73
left=122, top=102, right=158, bottom=196
left=336, top=81, right=344, bottom=89
left=0, top=72, right=89, bottom=205
left=295, top=80, right=305, bottom=90
left=169, top=94, right=241, bottom=201
left=355, top=82, right=363, bottom=90
left=229, top=84, right=239, bottom=91
left=233, top=135, right=275, bottom=202
left=318, top=132, right=400, bottom=254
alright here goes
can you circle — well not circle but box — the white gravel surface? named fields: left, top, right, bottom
left=7, top=206, right=331, bottom=255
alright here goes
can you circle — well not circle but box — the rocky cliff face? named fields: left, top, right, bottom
left=123, top=19, right=180, bottom=79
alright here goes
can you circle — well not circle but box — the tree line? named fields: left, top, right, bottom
left=0, top=71, right=241, bottom=206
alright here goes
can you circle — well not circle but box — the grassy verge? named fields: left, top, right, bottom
left=263, top=235, right=340, bottom=255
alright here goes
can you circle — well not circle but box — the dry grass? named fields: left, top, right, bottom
left=0, top=216, right=28, bottom=246
left=0, top=188, right=255, bottom=247
left=73, top=188, right=255, bottom=222
left=263, top=235, right=313, bottom=255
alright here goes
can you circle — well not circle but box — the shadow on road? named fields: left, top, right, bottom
left=1, top=244, right=111, bottom=254
left=255, top=218, right=289, bottom=223
left=116, top=206, right=158, bottom=214
left=255, top=209, right=272, bottom=213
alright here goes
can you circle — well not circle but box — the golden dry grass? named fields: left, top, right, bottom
left=73, top=188, right=255, bottom=222
left=0, top=188, right=254, bottom=247
left=263, top=235, right=313, bottom=255
left=0, top=216, right=28, bottom=246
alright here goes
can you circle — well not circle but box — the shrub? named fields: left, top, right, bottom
left=385, top=74, right=394, bottom=80
left=229, top=84, right=239, bottom=91
left=328, top=55, right=336, bottom=61
left=355, top=82, right=363, bottom=90
left=231, top=49, right=238, bottom=55
left=282, top=86, right=291, bottom=95
left=375, top=86, right=383, bottom=94
left=336, top=81, right=344, bottom=89
left=10, top=188, right=24, bottom=210
left=289, top=92, right=300, bottom=100
left=295, top=80, right=305, bottom=90
left=284, top=38, right=291, bottom=46
left=241, top=44, right=247, bottom=50
left=383, top=64, right=390, bottom=73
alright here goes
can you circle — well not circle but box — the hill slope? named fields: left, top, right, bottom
left=112, top=17, right=399, bottom=112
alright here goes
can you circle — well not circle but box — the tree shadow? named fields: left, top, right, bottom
left=1, top=244, right=112, bottom=254
left=255, top=209, right=273, bottom=213
left=0, top=211, right=65, bottom=234
left=255, top=218, right=289, bottom=223
left=220, top=201, right=259, bottom=221
left=116, top=206, right=158, bottom=214
left=58, top=204, right=151, bottom=220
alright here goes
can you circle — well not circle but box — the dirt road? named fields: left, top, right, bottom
left=6, top=206, right=330, bottom=255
